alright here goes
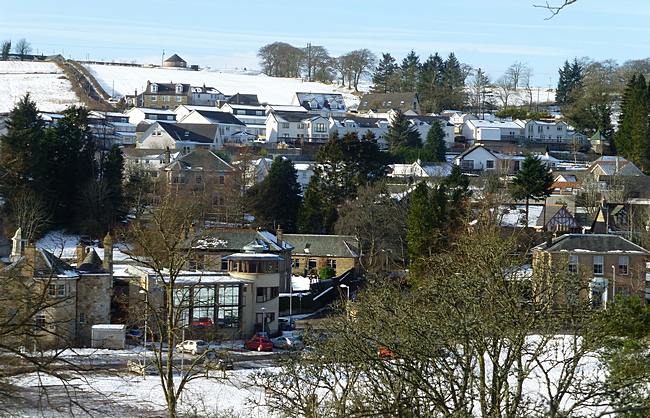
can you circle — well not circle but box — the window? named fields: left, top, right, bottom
left=618, top=256, right=629, bottom=275
left=220, top=260, right=228, bottom=271
left=176, top=96, right=183, bottom=102
left=460, top=160, right=474, bottom=170
left=48, top=284, right=66, bottom=297
left=298, top=123, right=305, bottom=129
left=219, top=175, right=225, bottom=185
left=195, top=175, right=202, bottom=184
left=219, top=285, right=239, bottom=306
left=164, top=96, right=170, bottom=102
left=292, top=258, right=300, bottom=269
left=35, top=313, right=46, bottom=328
left=568, top=255, right=578, bottom=273
left=256, top=287, right=279, bottom=303
left=486, top=160, right=495, bottom=169
left=218, top=306, right=239, bottom=327
left=281, top=122, right=290, bottom=129
left=79, top=313, right=86, bottom=324
left=315, top=123, right=326, bottom=133
left=150, top=95, right=157, bottom=102
left=308, top=259, right=317, bottom=269
left=283, top=133, right=289, bottom=138
left=593, top=255, right=604, bottom=275
left=327, top=259, right=337, bottom=270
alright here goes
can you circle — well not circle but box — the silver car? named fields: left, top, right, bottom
left=175, top=339, right=207, bottom=355
left=271, top=336, right=304, bottom=350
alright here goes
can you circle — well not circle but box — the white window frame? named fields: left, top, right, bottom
left=593, top=255, right=604, bottom=275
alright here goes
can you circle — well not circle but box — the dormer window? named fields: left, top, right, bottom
left=176, top=84, right=183, bottom=94
left=151, top=83, right=158, bottom=93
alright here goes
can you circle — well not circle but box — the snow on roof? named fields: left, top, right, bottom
left=292, top=275, right=311, bottom=292
left=92, top=324, right=126, bottom=330
left=499, top=205, right=544, bottom=228
left=468, top=119, right=524, bottom=129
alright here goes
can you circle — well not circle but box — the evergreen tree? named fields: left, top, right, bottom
left=103, top=145, right=125, bottom=223
left=1, top=40, right=10, bottom=61
left=406, top=182, right=436, bottom=260
left=440, top=53, right=467, bottom=111
left=297, top=177, right=337, bottom=234
left=385, top=110, right=421, bottom=159
left=420, top=121, right=447, bottom=162
left=615, top=74, right=650, bottom=170
left=557, top=58, right=584, bottom=105
left=0, top=94, right=45, bottom=201
left=418, top=53, right=445, bottom=112
left=510, top=155, right=554, bottom=227
left=247, top=157, right=302, bottom=232
left=400, top=50, right=420, bottom=92
left=372, top=53, right=399, bottom=93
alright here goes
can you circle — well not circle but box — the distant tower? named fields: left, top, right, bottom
left=103, top=232, right=113, bottom=273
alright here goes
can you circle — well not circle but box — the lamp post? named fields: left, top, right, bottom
left=289, top=279, right=293, bottom=328
left=340, top=284, right=349, bottom=301
left=139, top=288, right=148, bottom=377
left=611, top=265, right=616, bottom=303
left=261, top=307, right=266, bottom=335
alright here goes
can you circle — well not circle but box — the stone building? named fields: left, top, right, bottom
left=532, top=234, right=649, bottom=308
left=0, top=229, right=114, bottom=348
left=163, top=53, right=187, bottom=68
left=283, top=234, right=360, bottom=278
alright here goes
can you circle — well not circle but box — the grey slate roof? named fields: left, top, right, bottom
left=358, top=92, right=418, bottom=112
left=534, top=234, right=649, bottom=254
left=273, top=111, right=313, bottom=123
left=193, top=110, right=246, bottom=126
left=331, top=116, right=386, bottom=128
left=78, top=249, right=106, bottom=273
left=193, top=230, right=292, bottom=252
left=227, top=94, right=260, bottom=106
left=145, top=82, right=191, bottom=94
left=157, top=122, right=215, bottom=144
left=164, top=54, right=186, bottom=63
left=165, top=148, right=233, bottom=172
left=283, top=234, right=359, bottom=258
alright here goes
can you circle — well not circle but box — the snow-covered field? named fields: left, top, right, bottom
left=84, top=64, right=361, bottom=108
left=0, top=61, right=80, bottom=113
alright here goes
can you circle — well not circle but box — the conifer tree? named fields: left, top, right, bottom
left=372, top=53, right=399, bottom=93
left=247, top=157, right=302, bottom=232
left=386, top=110, right=421, bottom=159
left=615, top=74, right=650, bottom=171
left=420, top=121, right=447, bottom=162
left=297, top=177, right=336, bottom=234
left=557, top=58, right=584, bottom=105
left=418, top=53, right=445, bottom=112
left=400, top=50, right=420, bottom=92
left=510, top=155, right=554, bottom=227
left=406, top=182, right=436, bottom=260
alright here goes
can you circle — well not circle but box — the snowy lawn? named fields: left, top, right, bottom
left=0, top=61, right=80, bottom=113
left=85, top=64, right=361, bottom=108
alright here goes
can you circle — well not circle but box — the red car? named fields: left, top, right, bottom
left=244, top=335, right=273, bottom=351
left=191, top=317, right=214, bottom=328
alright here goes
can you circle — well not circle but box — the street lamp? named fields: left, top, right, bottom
left=261, top=307, right=266, bottom=335
left=139, top=289, right=148, bottom=351
left=340, top=284, right=350, bottom=301
left=611, top=265, right=616, bottom=303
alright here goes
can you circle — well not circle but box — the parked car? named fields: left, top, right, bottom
left=271, top=336, right=304, bottom=350
left=190, top=317, right=214, bottom=328
left=244, top=335, right=273, bottom=352
left=127, top=360, right=157, bottom=375
left=175, top=339, right=207, bottom=355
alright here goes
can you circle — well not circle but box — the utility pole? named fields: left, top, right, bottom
left=306, top=43, right=312, bottom=82
left=161, top=49, right=165, bottom=68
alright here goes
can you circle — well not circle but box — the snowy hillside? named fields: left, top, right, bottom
left=85, top=64, right=361, bottom=108
left=0, top=61, right=80, bottom=113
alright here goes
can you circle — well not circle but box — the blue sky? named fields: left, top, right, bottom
left=1, top=0, right=649, bottom=86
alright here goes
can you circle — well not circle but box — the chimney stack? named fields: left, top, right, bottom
left=102, top=232, right=113, bottom=273
left=276, top=225, right=284, bottom=247
left=75, top=242, right=86, bottom=267
left=10, top=228, right=27, bottom=262
left=164, top=146, right=171, bottom=164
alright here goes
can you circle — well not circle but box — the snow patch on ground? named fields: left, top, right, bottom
left=84, top=64, right=360, bottom=108
left=0, top=61, right=80, bottom=113
left=499, top=204, right=544, bottom=228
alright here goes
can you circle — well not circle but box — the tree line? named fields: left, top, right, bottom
left=257, top=42, right=376, bottom=91
left=1, top=38, right=33, bottom=61
left=0, top=95, right=124, bottom=240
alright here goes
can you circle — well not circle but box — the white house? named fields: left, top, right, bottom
left=329, top=115, right=390, bottom=148
left=389, top=161, right=452, bottom=179
left=138, top=122, right=221, bottom=153
left=219, top=103, right=267, bottom=139
left=462, top=119, right=525, bottom=142
left=176, top=109, right=248, bottom=144
left=191, top=86, right=225, bottom=107
left=265, top=111, right=330, bottom=143
left=453, top=144, right=500, bottom=171
left=174, top=105, right=222, bottom=121
left=405, top=115, right=455, bottom=147
left=523, top=120, right=570, bottom=143
left=126, top=107, right=177, bottom=126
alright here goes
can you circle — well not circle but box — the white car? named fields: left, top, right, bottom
left=271, top=336, right=304, bottom=350
left=175, top=339, right=207, bottom=355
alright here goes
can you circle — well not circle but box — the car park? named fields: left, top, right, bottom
left=175, top=339, right=208, bottom=355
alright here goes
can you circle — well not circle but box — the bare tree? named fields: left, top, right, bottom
left=506, top=62, right=532, bottom=91
left=337, top=49, right=376, bottom=91
left=494, top=72, right=516, bottom=110
left=13, top=38, right=31, bottom=61
left=257, top=42, right=304, bottom=78
left=534, top=0, right=578, bottom=19
left=1, top=40, right=10, bottom=61
left=303, top=44, right=334, bottom=82
left=122, top=190, right=225, bottom=418
left=468, top=67, right=491, bottom=117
